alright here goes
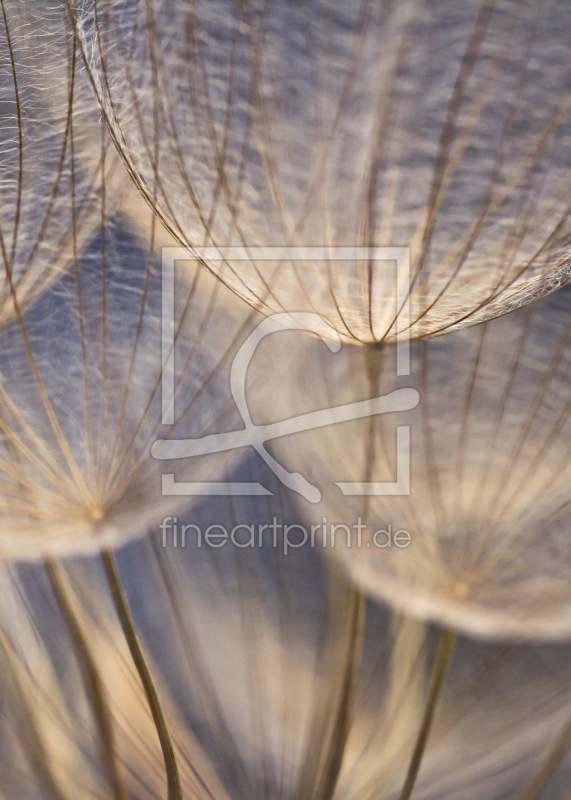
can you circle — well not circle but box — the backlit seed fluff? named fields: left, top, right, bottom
left=4, top=534, right=571, bottom=799
left=74, top=0, right=571, bottom=343
left=0, top=1, right=122, bottom=323
left=0, top=203, right=257, bottom=559
left=246, top=284, right=571, bottom=640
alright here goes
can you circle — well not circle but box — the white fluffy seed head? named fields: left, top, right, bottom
left=244, top=284, right=571, bottom=640
left=75, top=0, right=571, bottom=342
left=0, top=1, right=124, bottom=325
left=0, top=198, right=257, bottom=559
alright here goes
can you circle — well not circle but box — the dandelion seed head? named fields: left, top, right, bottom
left=0, top=203, right=257, bottom=559
left=247, top=283, right=571, bottom=640
left=4, top=2, right=571, bottom=798
left=0, top=0, right=123, bottom=323
left=75, top=0, right=571, bottom=343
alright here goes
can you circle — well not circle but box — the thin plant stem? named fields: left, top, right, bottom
left=0, top=628, right=67, bottom=800
left=397, top=628, right=457, bottom=800
left=44, top=558, right=127, bottom=800
left=101, top=549, right=183, bottom=800
left=514, top=713, right=571, bottom=800
left=314, top=586, right=366, bottom=800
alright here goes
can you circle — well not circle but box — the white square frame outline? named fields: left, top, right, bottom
left=160, top=246, right=412, bottom=498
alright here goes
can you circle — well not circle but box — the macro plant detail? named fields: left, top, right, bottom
left=1, top=2, right=571, bottom=800
left=0, top=206, right=258, bottom=559
left=0, top=0, right=121, bottom=324
left=252, top=283, right=571, bottom=640
left=73, top=0, right=571, bottom=342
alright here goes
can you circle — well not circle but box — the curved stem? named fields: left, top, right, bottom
left=314, top=587, right=366, bottom=800
left=397, top=629, right=456, bottom=800
left=514, top=713, right=571, bottom=800
left=102, top=549, right=182, bottom=800
left=44, top=558, right=127, bottom=800
left=0, top=627, right=67, bottom=800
